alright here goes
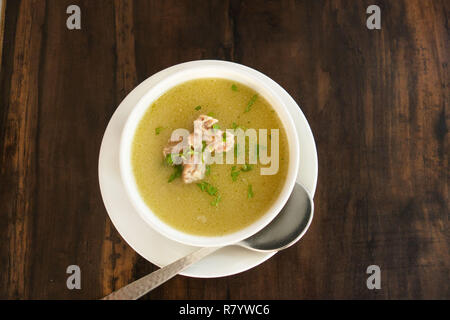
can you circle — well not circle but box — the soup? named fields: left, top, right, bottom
left=131, top=78, right=289, bottom=236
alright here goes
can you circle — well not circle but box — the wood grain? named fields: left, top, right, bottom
left=100, top=0, right=139, bottom=295
left=0, top=0, right=448, bottom=299
left=0, top=0, right=6, bottom=70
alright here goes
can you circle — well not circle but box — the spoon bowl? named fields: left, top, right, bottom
left=238, top=182, right=313, bottom=251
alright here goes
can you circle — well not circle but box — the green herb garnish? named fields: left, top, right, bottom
left=211, top=194, right=221, bottom=207
left=232, top=122, right=246, bottom=130
left=155, top=127, right=165, bottom=135
left=202, top=141, right=207, bottom=152
left=197, top=181, right=220, bottom=206
left=241, top=164, right=253, bottom=172
left=196, top=181, right=218, bottom=196
left=165, top=154, right=173, bottom=166
left=205, top=165, right=211, bottom=176
left=207, top=112, right=215, bottom=117
left=184, top=149, right=199, bottom=157
left=231, top=166, right=240, bottom=181
left=212, top=124, right=220, bottom=130
left=247, top=184, right=254, bottom=199
left=168, top=165, right=183, bottom=182
left=207, top=185, right=218, bottom=196
left=195, top=105, right=202, bottom=111
left=197, top=182, right=207, bottom=191
left=244, top=94, right=258, bottom=113
left=231, top=84, right=238, bottom=91
left=222, top=132, right=227, bottom=142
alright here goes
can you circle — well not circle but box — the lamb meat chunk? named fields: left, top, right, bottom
left=162, top=115, right=234, bottom=183
left=182, top=156, right=206, bottom=184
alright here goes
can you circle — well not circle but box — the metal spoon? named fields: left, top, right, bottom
left=102, top=182, right=313, bottom=300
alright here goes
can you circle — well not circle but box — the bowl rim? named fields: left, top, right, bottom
left=119, top=60, right=300, bottom=247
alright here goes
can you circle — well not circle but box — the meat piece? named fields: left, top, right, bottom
left=182, top=155, right=206, bottom=184
left=162, top=136, right=182, bottom=158
left=162, top=115, right=235, bottom=184
left=195, top=115, right=218, bottom=131
left=204, top=129, right=234, bottom=153
left=196, top=115, right=234, bottom=153
left=163, top=133, right=195, bottom=165
left=214, top=130, right=235, bottom=153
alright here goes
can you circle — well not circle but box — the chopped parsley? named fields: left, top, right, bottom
left=165, top=154, right=173, bottom=166
left=196, top=181, right=218, bottom=196
left=168, top=165, right=183, bottom=182
left=205, top=165, right=211, bottom=176
left=241, top=164, right=253, bottom=172
left=247, top=184, right=254, bottom=199
left=184, top=149, right=199, bottom=157
left=207, top=185, right=218, bottom=196
left=231, top=84, right=238, bottom=91
left=155, top=127, right=165, bottom=135
left=231, top=166, right=240, bottom=182
left=212, top=123, right=220, bottom=130
left=244, top=94, right=258, bottom=113
left=197, top=181, right=221, bottom=206
left=195, top=105, right=202, bottom=111
left=197, top=182, right=207, bottom=192
left=232, top=122, right=246, bottom=130
left=211, top=194, right=221, bottom=207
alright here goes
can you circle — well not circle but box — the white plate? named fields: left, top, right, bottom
left=98, top=60, right=318, bottom=278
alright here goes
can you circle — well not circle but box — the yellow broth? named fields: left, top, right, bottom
left=132, top=78, right=289, bottom=236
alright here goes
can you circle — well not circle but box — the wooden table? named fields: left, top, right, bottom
left=0, top=0, right=448, bottom=300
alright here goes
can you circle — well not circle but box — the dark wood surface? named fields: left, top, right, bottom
left=0, top=0, right=448, bottom=300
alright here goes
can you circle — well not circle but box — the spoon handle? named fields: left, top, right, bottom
left=101, top=247, right=219, bottom=300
